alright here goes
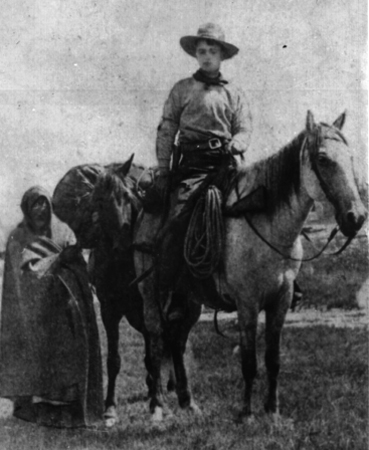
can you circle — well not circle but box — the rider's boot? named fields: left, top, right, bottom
left=157, top=229, right=186, bottom=323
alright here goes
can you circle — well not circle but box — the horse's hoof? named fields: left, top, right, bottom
left=246, top=415, right=256, bottom=426
left=232, top=345, right=240, bottom=356
left=234, top=409, right=254, bottom=424
left=268, top=413, right=294, bottom=430
left=104, top=406, right=118, bottom=428
left=264, top=400, right=278, bottom=415
left=163, top=407, right=174, bottom=420
left=271, top=412, right=281, bottom=423
left=189, top=401, right=202, bottom=416
left=151, top=406, right=163, bottom=422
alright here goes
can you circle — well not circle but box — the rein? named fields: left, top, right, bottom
left=243, top=214, right=354, bottom=262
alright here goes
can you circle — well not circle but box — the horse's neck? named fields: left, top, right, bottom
left=269, top=190, right=314, bottom=245
left=231, top=131, right=315, bottom=244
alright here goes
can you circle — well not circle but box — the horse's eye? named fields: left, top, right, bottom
left=317, top=153, right=331, bottom=166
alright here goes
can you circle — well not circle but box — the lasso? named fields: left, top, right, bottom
left=184, top=185, right=224, bottom=279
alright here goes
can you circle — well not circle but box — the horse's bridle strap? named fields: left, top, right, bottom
left=243, top=213, right=353, bottom=262
left=236, top=133, right=354, bottom=262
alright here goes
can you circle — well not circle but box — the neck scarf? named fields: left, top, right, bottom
left=193, top=69, right=228, bottom=87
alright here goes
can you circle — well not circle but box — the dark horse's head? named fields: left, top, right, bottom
left=92, top=154, right=141, bottom=251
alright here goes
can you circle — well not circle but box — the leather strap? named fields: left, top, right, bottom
left=181, top=137, right=225, bottom=152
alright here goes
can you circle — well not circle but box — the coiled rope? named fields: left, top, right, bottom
left=184, top=185, right=224, bottom=279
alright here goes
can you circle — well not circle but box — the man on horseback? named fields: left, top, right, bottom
left=154, top=23, right=252, bottom=321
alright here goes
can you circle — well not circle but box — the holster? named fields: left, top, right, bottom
left=171, top=144, right=181, bottom=174
left=169, top=144, right=182, bottom=190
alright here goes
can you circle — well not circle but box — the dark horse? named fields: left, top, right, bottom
left=89, top=156, right=201, bottom=426
left=132, top=111, right=367, bottom=421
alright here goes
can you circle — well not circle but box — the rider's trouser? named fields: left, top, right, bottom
left=156, top=175, right=206, bottom=320
left=156, top=149, right=238, bottom=319
left=158, top=175, right=204, bottom=285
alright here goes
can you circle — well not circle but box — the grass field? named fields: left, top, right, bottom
left=0, top=317, right=367, bottom=450
left=0, top=230, right=367, bottom=449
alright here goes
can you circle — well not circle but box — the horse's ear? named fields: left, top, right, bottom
left=332, top=111, right=346, bottom=130
left=306, top=110, right=315, bottom=133
left=117, top=153, right=135, bottom=178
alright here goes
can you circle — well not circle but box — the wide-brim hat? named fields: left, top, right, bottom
left=180, top=23, right=239, bottom=60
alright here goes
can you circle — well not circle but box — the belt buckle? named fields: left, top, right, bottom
left=209, top=138, right=221, bottom=150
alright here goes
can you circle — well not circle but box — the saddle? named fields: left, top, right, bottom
left=134, top=164, right=267, bottom=278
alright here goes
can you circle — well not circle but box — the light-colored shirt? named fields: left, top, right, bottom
left=156, top=76, right=252, bottom=169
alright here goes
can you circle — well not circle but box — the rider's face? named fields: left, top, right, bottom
left=195, top=40, right=224, bottom=77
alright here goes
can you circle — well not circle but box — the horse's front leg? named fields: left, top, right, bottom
left=100, top=303, right=122, bottom=427
left=264, top=294, right=290, bottom=416
left=237, top=306, right=258, bottom=418
left=143, top=334, right=154, bottom=398
left=148, top=332, right=166, bottom=421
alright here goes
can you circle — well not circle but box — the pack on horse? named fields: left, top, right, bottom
left=131, top=111, right=367, bottom=421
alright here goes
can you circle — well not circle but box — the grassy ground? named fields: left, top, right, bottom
left=296, top=232, right=368, bottom=310
left=0, top=317, right=367, bottom=450
left=0, top=229, right=367, bottom=449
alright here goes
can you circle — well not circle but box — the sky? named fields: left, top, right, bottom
left=0, top=0, right=367, bottom=242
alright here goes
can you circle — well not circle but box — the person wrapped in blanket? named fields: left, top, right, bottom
left=0, top=186, right=104, bottom=428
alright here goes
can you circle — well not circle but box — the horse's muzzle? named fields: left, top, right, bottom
left=338, top=202, right=367, bottom=237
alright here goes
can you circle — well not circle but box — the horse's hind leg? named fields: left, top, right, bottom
left=168, top=327, right=192, bottom=409
left=264, top=299, right=289, bottom=415
left=237, top=307, right=258, bottom=418
left=148, top=333, right=166, bottom=421
left=143, top=334, right=153, bottom=397
left=168, top=302, right=201, bottom=415
left=166, top=367, right=176, bottom=393
left=144, top=333, right=176, bottom=398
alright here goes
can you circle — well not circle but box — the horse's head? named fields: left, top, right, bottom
left=92, top=154, right=140, bottom=250
left=301, top=111, right=367, bottom=237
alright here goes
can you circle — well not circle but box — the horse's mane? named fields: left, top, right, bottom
left=234, top=131, right=307, bottom=213
left=233, top=121, right=348, bottom=213
left=93, top=166, right=142, bottom=213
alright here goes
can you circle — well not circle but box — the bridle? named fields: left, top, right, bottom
left=243, top=215, right=353, bottom=262
left=241, top=132, right=355, bottom=262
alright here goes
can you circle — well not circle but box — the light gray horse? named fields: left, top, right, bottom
left=133, top=111, right=367, bottom=421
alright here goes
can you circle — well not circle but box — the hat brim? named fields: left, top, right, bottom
left=180, top=36, right=239, bottom=59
